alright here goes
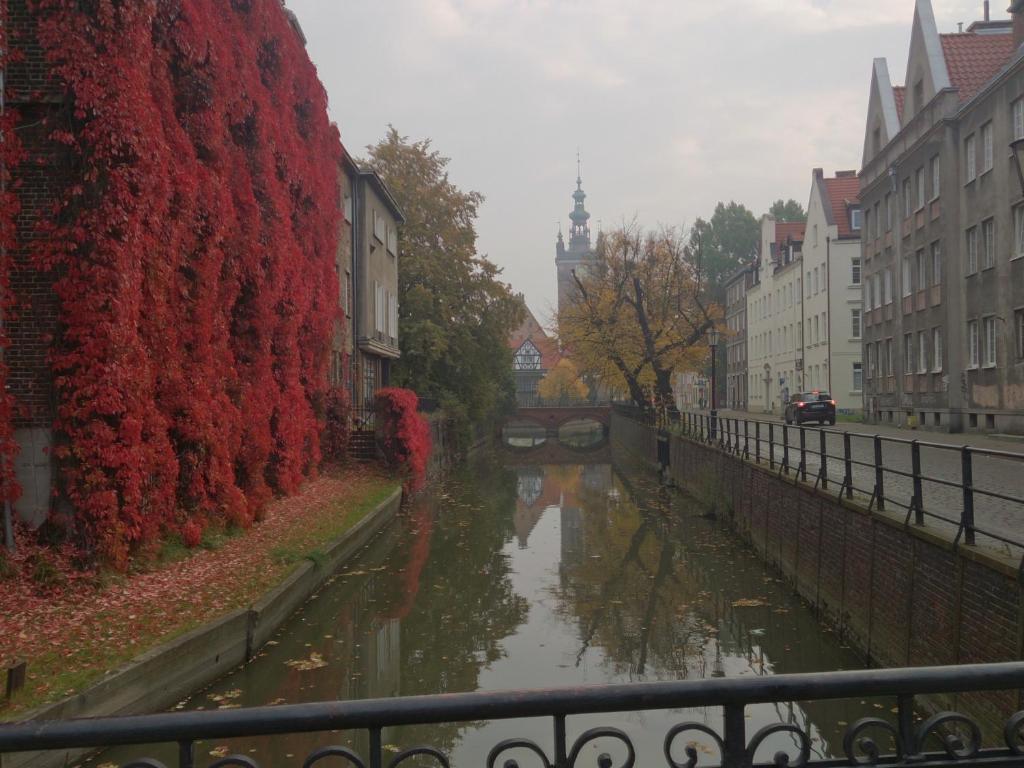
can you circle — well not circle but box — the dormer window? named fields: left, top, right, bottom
left=913, top=79, right=924, bottom=113
left=850, top=208, right=863, bottom=231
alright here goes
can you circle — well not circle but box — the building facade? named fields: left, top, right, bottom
left=349, top=166, right=405, bottom=415
left=859, top=0, right=1024, bottom=433
left=724, top=266, right=753, bottom=410
left=802, top=169, right=864, bottom=411
left=746, top=217, right=807, bottom=413
left=509, top=304, right=561, bottom=406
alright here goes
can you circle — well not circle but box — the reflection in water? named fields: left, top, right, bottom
left=92, top=454, right=895, bottom=768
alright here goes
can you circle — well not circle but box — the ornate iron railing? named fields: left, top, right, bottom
left=2, top=663, right=1024, bottom=768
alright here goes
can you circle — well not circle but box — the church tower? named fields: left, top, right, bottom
left=555, top=159, right=598, bottom=318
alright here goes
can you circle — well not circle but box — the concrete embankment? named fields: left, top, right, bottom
left=610, top=411, right=1023, bottom=726
left=3, top=487, right=404, bottom=768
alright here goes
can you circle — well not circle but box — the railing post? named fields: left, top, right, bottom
left=744, top=419, right=750, bottom=459
left=369, top=726, right=383, bottom=768
left=798, top=426, right=807, bottom=482
left=873, top=435, right=885, bottom=511
left=843, top=432, right=853, bottom=499
left=962, top=447, right=976, bottom=546
left=734, top=419, right=741, bottom=454
left=755, top=421, right=761, bottom=464
left=553, top=714, right=568, bottom=768
left=910, top=441, right=924, bottom=525
left=768, top=422, right=775, bottom=470
left=782, top=424, right=790, bottom=474
left=897, top=694, right=916, bottom=759
left=178, top=740, right=194, bottom=768
left=819, top=429, right=828, bottom=490
left=722, top=703, right=747, bottom=768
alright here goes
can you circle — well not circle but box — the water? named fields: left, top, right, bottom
left=91, top=449, right=894, bottom=768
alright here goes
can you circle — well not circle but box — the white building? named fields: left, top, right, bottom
left=746, top=217, right=807, bottom=413
left=802, top=169, right=864, bottom=412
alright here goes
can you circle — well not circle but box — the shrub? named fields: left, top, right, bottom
left=322, top=386, right=351, bottom=462
left=374, top=388, right=431, bottom=489
left=181, top=520, right=203, bottom=549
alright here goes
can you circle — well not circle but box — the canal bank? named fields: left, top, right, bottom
left=2, top=482, right=403, bottom=768
left=609, top=409, right=1024, bottom=726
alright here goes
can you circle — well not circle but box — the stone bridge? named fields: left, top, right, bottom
left=507, top=404, right=611, bottom=438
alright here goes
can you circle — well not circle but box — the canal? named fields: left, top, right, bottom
left=91, top=446, right=896, bottom=767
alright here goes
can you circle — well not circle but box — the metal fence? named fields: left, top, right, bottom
left=671, top=411, right=1024, bottom=561
left=2, top=663, right=1024, bottom=768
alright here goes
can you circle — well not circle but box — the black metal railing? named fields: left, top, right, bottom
left=2, top=663, right=1024, bottom=768
left=517, top=396, right=612, bottom=409
left=671, top=411, right=1024, bottom=560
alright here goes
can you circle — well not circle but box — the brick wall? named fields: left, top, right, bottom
left=610, top=413, right=1024, bottom=725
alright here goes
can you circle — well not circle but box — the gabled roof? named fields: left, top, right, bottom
left=823, top=174, right=861, bottom=239
left=939, top=31, right=1017, bottom=102
left=508, top=305, right=562, bottom=370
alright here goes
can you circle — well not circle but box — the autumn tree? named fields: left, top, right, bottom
left=558, top=224, right=721, bottom=411
left=538, top=359, right=589, bottom=403
left=364, top=128, right=523, bottom=432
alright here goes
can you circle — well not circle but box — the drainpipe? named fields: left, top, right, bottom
left=800, top=248, right=806, bottom=391
left=826, top=235, right=833, bottom=394
left=0, top=62, right=12, bottom=553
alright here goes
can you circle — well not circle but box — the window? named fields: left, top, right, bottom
left=343, top=193, right=353, bottom=222
left=885, top=338, right=893, bottom=377
left=983, top=316, right=997, bottom=367
left=851, top=308, right=862, bottom=339
left=930, top=242, right=942, bottom=285
left=982, top=218, right=995, bottom=269
left=805, top=271, right=811, bottom=298
left=966, top=226, right=978, bottom=274
left=873, top=202, right=880, bottom=238
left=968, top=320, right=980, bottom=368
left=933, top=326, right=943, bottom=372
left=916, top=167, right=925, bottom=210
left=866, top=345, right=875, bottom=379
left=388, top=293, right=398, bottom=338
left=916, top=249, right=927, bottom=291
left=884, top=193, right=892, bottom=231
left=918, top=331, right=928, bottom=374
left=902, top=256, right=913, bottom=296
left=883, top=269, right=892, bottom=305
left=904, top=333, right=915, bottom=374
left=372, top=209, right=386, bottom=242
left=965, top=134, right=977, bottom=182
left=914, top=79, right=924, bottom=111
left=853, top=362, right=863, bottom=392
left=903, top=178, right=912, bottom=217
left=1017, top=309, right=1024, bottom=360
left=851, top=208, right=862, bottom=230
left=1015, top=98, right=1024, bottom=141
left=865, top=277, right=874, bottom=310
left=981, top=122, right=994, bottom=173
left=1014, top=205, right=1024, bottom=259
left=852, top=257, right=861, bottom=285
left=814, top=316, right=819, bottom=344
left=930, top=155, right=940, bottom=200
left=386, top=226, right=398, bottom=256
left=813, top=267, right=819, bottom=294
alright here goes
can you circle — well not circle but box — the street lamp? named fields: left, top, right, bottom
left=1011, top=139, right=1024, bottom=195
left=707, top=327, right=720, bottom=440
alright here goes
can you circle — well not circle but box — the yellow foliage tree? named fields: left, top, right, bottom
left=538, top=359, right=590, bottom=403
left=557, top=224, right=722, bottom=410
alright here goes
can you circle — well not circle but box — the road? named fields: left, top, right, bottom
left=691, top=409, right=1024, bottom=561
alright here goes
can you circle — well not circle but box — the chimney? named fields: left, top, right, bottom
left=985, top=0, right=991, bottom=21
left=1012, top=1, right=1024, bottom=49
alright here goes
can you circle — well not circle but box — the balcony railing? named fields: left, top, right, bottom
left=2, top=664, right=1024, bottom=768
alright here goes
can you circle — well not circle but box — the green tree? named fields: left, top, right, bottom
left=768, top=198, right=806, bottom=222
left=364, top=128, right=524, bottom=433
left=688, top=201, right=759, bottom=300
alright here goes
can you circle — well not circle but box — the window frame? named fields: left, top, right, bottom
left=965, top=134, right=977, bottom=183
left=930, top=155, right=941, bottom=201
left=915, top=167, right=925, bottom=211
left=930, top=242, right=942, bottom=286
left=967, top=319, right=980, bottom=369
left=851, top=257, right=861, bottom=286
left=852, top=362, right=863, bottom=393
left=918, top=331, right=928, bottom=374
left=1016, top=308, right=1024, bottom=361
left=983, top=315, right=997, bottom=368
left=933, top=326, right=943, bottom=372
left=981, top=121, right=994, bottom=174
left=1013, top=204, right=1024, bottom=261
left=851, top=308, right=862, bottom=340
left=966, top=226, right=978, bottom=274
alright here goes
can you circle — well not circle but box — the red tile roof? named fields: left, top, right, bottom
left=824, top=175, right=861, bottom=239
left=892, top=86, right=906, bottom=120
left=775, top=221, right=806, bottom=246
left=940, top=32, right=1016, bottom=102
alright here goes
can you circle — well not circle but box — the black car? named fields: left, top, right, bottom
left=784, top=391, right=836, bottom=426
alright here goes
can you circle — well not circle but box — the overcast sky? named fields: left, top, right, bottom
left=288, top=0, right=1007, bottom=325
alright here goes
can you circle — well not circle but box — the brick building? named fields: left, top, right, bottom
left=860, top=0, right=1024, bottom=433
left=723, top=265, right=753, bottom=410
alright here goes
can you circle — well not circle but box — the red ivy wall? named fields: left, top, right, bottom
left=18, top=0, right=342, bottom=568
